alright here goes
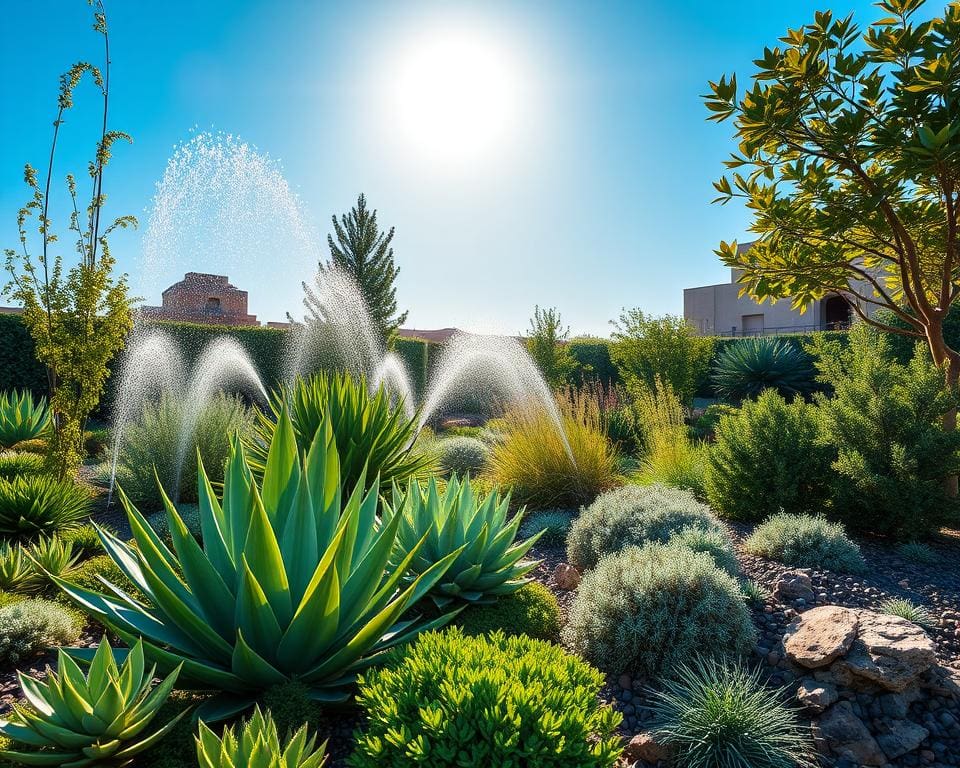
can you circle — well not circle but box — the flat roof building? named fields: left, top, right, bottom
left=140, top=272, right=258, bottom=326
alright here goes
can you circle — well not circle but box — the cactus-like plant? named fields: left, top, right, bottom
left=0, top=475, right=93, bottom=542
left=0, top=391, right=50, bottom=450
left=57, top=409, right=459, bottom=721
left=0, top=637, right=187, bottom=767
left=0, top=543, right=32, bottom=593
left=710, top=337, right=816, bottom=402
left=387, top=476, right=543, bottom=607
left=196, top=705, right=327, bottom=768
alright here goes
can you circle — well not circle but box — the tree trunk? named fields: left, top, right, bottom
left=927, top=318, right=960, bottom=497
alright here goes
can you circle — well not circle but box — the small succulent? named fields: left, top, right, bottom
left=25, top=535, right=80, bottom=591
left=740, top=579, right=769, bottom=607
left=0, top=543, right=32, bottom=593
left=196, top=705, right=327, bottom=768
left=896, top=541, right=939, bottom=565
left=0, top=391, right=50, bottom=450
left=0, top=637, right=187, bottom=767
left=0, top=475, right=93, bottom=542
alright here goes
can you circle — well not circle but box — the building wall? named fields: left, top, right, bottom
left=684, top=277, right=822, bottom=336
left=142, top=272, right=258, bottom=326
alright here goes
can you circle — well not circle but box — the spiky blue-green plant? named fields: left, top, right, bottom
left=0, top=391, right=49, bottom=450
left=711, top=337, right=815, bottom=402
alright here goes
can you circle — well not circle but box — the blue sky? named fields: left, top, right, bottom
left=1, top=0, right=881, bottom=335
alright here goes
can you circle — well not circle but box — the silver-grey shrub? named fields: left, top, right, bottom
left=670, top=525, right=739, bottom=576
left=563, top=543, right=756, bottom=678
left=0, top=598, right=82, bottom=665
left=744, top=513, right=866, bottom=574
left=437, top=436, right=489, bottom=477
left=567, top=484, right=727, bottom=571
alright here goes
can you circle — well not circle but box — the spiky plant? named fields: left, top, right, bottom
left=711, top=337, right=816, bottom=402
left=25, top=535, right=81, bottom=591
left=0, top=543, right=32, bottom=593
left=878, top=598, right=933, bottom=628
left=196, top=705, right=327, bottom=768
left=245, top=371, right=432, bottom=495
left=896, top=541, right=939, bottom=565
left=57, top=409, right=459, bottom=721
left=740, top=579, right=769, bottom=607
left=0, top=474, right=93, bottom=542
left=0, top=452, right=44, bottom=481
left=0, top=391, right=50, bottom=450
left=0, top=638, right=187, bottom=767
left=388, top=476, right=543, bottom=607
left=649, top=657, right=816, bottom=768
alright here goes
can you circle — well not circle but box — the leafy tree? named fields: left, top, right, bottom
left=322, top=194, right=407, bottom=342
left=3, top=1, right=134, bottom=477
left=525, top=305, right=578, bottom=387
left=704, top=1, right=960, bottom=464
left=610, top=310, right=714, bottom=405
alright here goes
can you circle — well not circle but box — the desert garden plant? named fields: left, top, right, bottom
left=740, top=579, right=769, bottom=607
left=0, top=544, right=32, bottom=593
left=246, top=371, right=431, bottom=494
left=455, top=582, right=561, bottom=642
left=436, top=436, right=488, bottom=477
left=567, top=483, right=728, bottom=571
left=349, top=627, right=622, bottom=768
left=196, top=705, right=328, bottom=768
left=24, top=535, right=81, bottom=591
left=649, top=656, right=815, bottom=768
left=486, top=387, right=619, bottom=508
left=896, top=541, right=939, bottom=565
left=669, top=525, right=739, bottom=576
left=0, top=638, right=187, bottom=767
left=0, top=452, right=45, bottom=481
left=744, top=514, right=866, bottom=574
left=57, top=409, right=459, bottom=721
left=0, top=391, right=50, bottom=451
left=878, top=598, right=933, bottom=628
left=711, top=337, right=816, bottom=402
left=706, top=389, right=832, bottom=521
left=0, top=474, right=92, bottom=541
left=563, top=543, right=756, bottom=678
left=518, top=509, right=573, bottom=545
left=387, top=475, right=541, bottom=606
left=0, top=598, right=82, bottom=666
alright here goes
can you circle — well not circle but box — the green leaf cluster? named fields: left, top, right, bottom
left=196, top=705, right=327, bottom=768
left=0, top=392, right=49, bottom=450
left=710, top=337, right=816, bottom=402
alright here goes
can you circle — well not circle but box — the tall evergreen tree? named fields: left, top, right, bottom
left=322, top=194, right=407, bottom=342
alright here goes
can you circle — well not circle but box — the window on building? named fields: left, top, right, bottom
left=205, top=297, right=221, bottom=312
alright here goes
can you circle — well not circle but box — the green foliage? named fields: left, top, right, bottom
left=567, top=484, right=727, bottom=571
left=24, top=535, right=81, bottom=591
left=349, top=628, right=622, bottom=768
left=567, top=338, right=618, bottom=386
left=58, top=522, right=107, bottom=559
left=436, top=436, right=488, bottom=477
left=563, top=543, right=756, bottom=678
left=710, top=337, right=816, bottom=402
left=650, top=657, right=815, bottom=768
left=454, top=582, right=561, bottom=642
left=706, top=3, right=960, bottom=384
left=0, top=391, right=49, bottom=450
left=58, top=554, right=143, bottom=605
left=258, top=681, right=324, bottom=743
left=0, top=316, right=46, bottom=398
left=518, top=509, right=573, bottom=546
left=57, top=409, right=457, bottom=721
left=388, top=476, right=541, bottom=606
left=247, top=372, right=432, bottom=496
left=525, top=306, right=579, bottom=387
left=740, top=579, right=769, bottom=607
left=0, top=638, right=187, bottom=767
left=896, top=541, right=939, bottom=565
left=0, top=453, right=44, bottom=481
left=114, top=392, right=253, bottom=512
left=670, top=525, right=739, bottom=576
left=196, top=705, right=327, bottom=768
left=810, top=324, right=960, bottom=540
left=392, top=337, right=429, bottom=401
left=744, top=514, right=866, bottom=574
left=0, top=474, right=92, bottom=542
left=0, top=598, right=81, bottom=666
left=706, top=389, right=832, bottom=522
left=0, top=544, right=32, bottom=593
left=878, top=598, right=933, bottom=628
left=611, top=310, right=714, bottom=406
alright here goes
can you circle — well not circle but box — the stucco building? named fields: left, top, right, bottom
left=140, top=272, right=258, bottom=326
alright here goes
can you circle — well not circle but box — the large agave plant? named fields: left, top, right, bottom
left=0, top=475, right=93, bottom=542
left=710, top=337, right=816, bottom=402
left=0, top=391, right=49, bottom=450
left=245, top=372, right=433, bottom=494
left=57, top=409, right=459, bottom=721
left=387, top=476, right=543, bottom=607
left=196, top=705, right=327, bottom=768
left=0, top=637, right=187, bottom=767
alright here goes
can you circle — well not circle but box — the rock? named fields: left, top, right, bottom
left=921, top=665, right=960, bottom=700
left=775, top=570, right=815, bottom=603
left=835, top=610, right=936, bottom=692
left=875, top=719, right=929, bottom=760
left=797, top=678, right=838, bottom=714
left=783, top=606, right=859, bottom=669
left=812, top=701, right=887, bottom=766
left=553, top=563, right=580, bottom=590
left=623, top=731, right=670, bottom=764
left=877, top=685, right=921, bottom=719
left=617, top=673, right=632, bottom=691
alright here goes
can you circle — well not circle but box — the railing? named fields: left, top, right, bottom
left=710, top=321, right=851, bottom=338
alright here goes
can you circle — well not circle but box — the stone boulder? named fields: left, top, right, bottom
left=812, top=701, right=886, bottom=766
left=834, top=610, right=936, bottom=692
left=783, top=606, right=859, bottom=669
left=622, top=731, right=670, bottom=764
left=774, top=569, right=815, bottom=603
left=553, top=563, right=580, bottom=590
left=796, top=677, right=838, bottom=714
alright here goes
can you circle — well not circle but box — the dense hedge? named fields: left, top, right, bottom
left=0, top=315, right=46, bottom=395
left=567, top=338, right=618, bottom=386
left=394, top=336, right=430, bottom=400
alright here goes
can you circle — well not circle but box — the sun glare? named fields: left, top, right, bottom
left=385, top=23, right=528, bottom=172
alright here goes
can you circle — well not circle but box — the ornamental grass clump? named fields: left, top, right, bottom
left=0, top=474, right=92, bottom=542
left=0, top=391, right=50, bottom=450
left=0, top=638, right=187, bottom=768
left=56, top=409, right=459, bottom=721
left=196, top=705, right=328, bottom=768
left=349, top=628, right=622, bottom=768
left=878, top=598, right=933, bottom=628
left=387, top=475, right=542, bottom=606
left=0, top=452, right=44, bottom=481
left=744, top=513, right=866, bottom=574
left=566, top=484, right=727, bottom=571
left=649, top=657, right=815, bottom=768
left=563, top=543, right=756, bottom=679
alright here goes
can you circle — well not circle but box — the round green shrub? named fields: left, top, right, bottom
left=0, top=452, right=44, bottom=481
left=563, top=543, right=756, bottom=678
left=259, top=680, right=324, bottom=737
left=670, top=525, right=739, bottom=575
left=0, top=598, right=83, bottom=665
left=437, top=436, right=489, bottom=477
left=705, top=389, right=833, bottom=522
left=0, top=474, right=93, bottom=542
left=350, top=628, right=622, bottom=768
left=567, top=484, right=726, bottom=571
left=744, top=513, right=865, bottom=573
left=650, top=657, right=815, bottom=768
left=518, top=509, right=573, bottom=545
left=456, top=582, right=561, bottom=642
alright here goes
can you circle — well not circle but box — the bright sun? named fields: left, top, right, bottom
left=386, top=23, right=527, bottom=171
